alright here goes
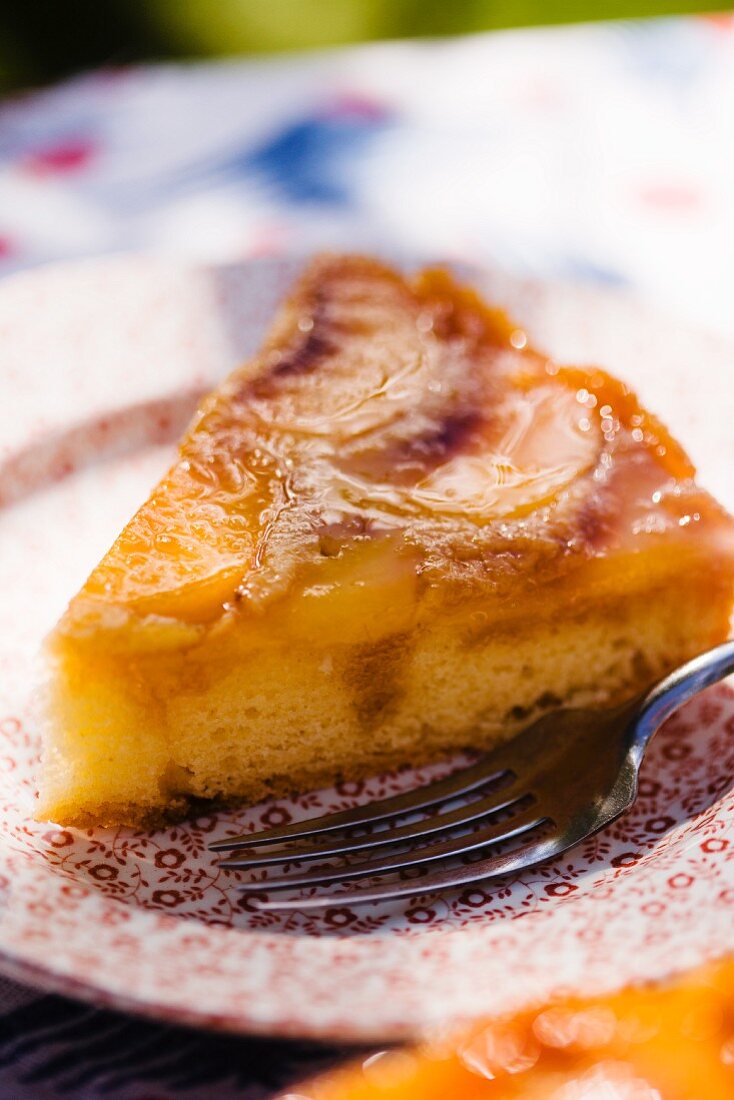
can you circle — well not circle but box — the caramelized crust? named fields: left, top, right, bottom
left=58, top=254, right=730, bottom=642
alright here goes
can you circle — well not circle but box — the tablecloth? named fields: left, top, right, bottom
left=1, top=14, right=734, bottom=1097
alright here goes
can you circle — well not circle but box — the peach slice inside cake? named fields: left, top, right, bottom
left=39, top=255, right=734, bottom=827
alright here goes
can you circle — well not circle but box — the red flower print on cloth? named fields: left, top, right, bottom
left=22, top=138, right=97, bottom=177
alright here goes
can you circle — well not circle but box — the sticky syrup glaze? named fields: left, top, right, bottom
left=59, top=255, right=734, bottom=638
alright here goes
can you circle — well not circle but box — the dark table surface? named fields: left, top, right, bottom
left=0, top=973, right=360, bottom=1100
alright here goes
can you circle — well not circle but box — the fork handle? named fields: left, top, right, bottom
left=629, top=639, right=734, bottom=763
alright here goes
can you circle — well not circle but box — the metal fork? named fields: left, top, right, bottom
left=210, top=641, right=734, bottom=910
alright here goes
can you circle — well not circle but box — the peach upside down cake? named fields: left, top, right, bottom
left=38, top=254, right=734, bottom=827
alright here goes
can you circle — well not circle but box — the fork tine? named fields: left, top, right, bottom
left=250, top=829, right=562, bottom=910
left=237, top=806, right=547, bottom=892
left=209, top=758, right=512, bottom=851
left=219, top=784, right=526, bottom=868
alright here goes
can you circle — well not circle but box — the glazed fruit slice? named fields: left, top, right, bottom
left=296, top=958, right=734, bottom=1100
left=39, top=254, right=734, bottom=827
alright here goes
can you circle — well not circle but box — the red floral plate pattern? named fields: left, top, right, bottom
left=0, top=255, right=733, bottom=1041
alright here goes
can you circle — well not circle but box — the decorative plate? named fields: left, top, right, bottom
left=1, top=254, right=733, bottom=1042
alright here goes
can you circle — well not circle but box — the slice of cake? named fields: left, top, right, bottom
left=298, top=958, right=734, bottom=1099
left=38, top=254, right=734, bottom=827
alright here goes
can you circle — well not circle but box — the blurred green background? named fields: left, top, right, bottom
left=0, top=0, right=728, bottom=92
